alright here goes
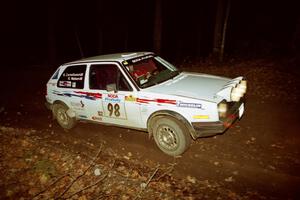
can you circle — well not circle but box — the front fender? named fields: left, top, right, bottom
left=147, top=110, right=197, bottom=140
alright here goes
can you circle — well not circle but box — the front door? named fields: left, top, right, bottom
left=85, top=63, right=142, bottom=128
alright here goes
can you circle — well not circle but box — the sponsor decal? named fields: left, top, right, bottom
left=98, top=111, right=103, bottom=116
left=92, top=116, right=102, bottom=121
left=177, top=101, right=203, bottom=109
left=137, top=98, right=176, bottom=105
left=53, top=91, right=102, bottom=101
left=70, top=77, right=82, bottom=81
left=131, top=55, right=153, bottom=63
left=58, top=81, right=72, bottom=87
left=125, top=95, right=137, bottom=102
left=63, top=72, right=84, bottom=81
left=107, top=94, right=118, bottom=98
left=74, top=91, right=102, bottom=99
left=193, top=115, right=209, bottom=119
left=80, top=100, right=85, bottom=108
left=104, top=94, right=121, bottom=103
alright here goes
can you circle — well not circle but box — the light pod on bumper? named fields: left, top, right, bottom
left=218, top=101, right=228, bottom=118
left=231, top=80, right=247, bottom=102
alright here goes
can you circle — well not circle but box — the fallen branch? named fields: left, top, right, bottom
left=55, top=145, right=103, bottom=199
left=134, top=165, right=160, bottom=200
left=154, top=161, right=177, bottom=181
left=145, top=165, right=160, bottom=188
left=66, top=158, right=116, bottom=199
left=32, top=173, right=70, bottom=199
left=154, top=164, right=176, bottom=181
left=97, top=193, right=120, bottom=200
left=65, top=174, right=108, bottom=199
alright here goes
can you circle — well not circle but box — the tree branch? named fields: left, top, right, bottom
left=55, top=145, right=103, bottom=199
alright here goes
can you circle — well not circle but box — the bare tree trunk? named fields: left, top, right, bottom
left=153, top=0, right=162, bottom=54
left=212, top=0, right=231, bottom=62
left=98, top=27, right=103, bottom=54
left=47, top=1, right=57, bottom=65
left=220, top=0, right=231, bottom=62
left=123, top=24, right=128, bottom=51
left=212, top=0, right=225, bottom=59
left=75, top=28, right=84, bottom=58
left=291, top=17, right=300, bottom=53
left=97, top=0, right=104, bottom=54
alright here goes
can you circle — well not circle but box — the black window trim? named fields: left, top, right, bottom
left=88, top=62, right=136, bottom=92
left=57, top=64, right=87, bottom=89
left=64, top=60, right=141, bottom=91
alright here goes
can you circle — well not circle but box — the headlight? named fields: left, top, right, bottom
left=218, top=101, right=228, bottom=118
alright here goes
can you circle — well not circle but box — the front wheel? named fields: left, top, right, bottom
left=53, top=103, right=76, bottom=129
left=152, top=116, right=191, bottom=156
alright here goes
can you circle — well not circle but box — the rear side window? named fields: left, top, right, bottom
left=58, top=65, right=86, bottom=89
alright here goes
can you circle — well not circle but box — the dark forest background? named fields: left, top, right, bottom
left=0, top=0, right=299, bottom=67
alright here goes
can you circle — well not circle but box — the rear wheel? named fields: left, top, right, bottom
left=152, top=116, right=191, bottom=156
left=53, top=103, right=76, bottom=129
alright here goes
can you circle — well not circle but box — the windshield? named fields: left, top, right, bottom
left=122, top=55, right=180, bottom=89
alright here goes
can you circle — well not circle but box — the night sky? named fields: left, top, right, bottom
left=0, top=0, right=299, bottom=66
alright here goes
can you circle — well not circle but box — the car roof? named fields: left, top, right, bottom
left=64, top=52, right=154, bottom=65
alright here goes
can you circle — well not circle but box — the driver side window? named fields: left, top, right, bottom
left=89, top=64, right=132, bottom=91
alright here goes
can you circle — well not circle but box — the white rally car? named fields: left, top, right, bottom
left=45, top=52, right=246, bottom=156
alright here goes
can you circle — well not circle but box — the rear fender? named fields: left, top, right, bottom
left=52, top=100, right=75, bottom=119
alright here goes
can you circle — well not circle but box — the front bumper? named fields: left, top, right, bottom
left=192, top=101, right=244, bottom=138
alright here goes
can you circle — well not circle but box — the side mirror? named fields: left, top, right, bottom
left=106, top=83, right=117, bottom=92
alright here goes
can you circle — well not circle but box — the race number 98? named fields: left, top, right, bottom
left=107, top=103, right=120, bottom=117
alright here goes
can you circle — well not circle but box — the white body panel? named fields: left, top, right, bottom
left=46, top=52, right=246, bottom=134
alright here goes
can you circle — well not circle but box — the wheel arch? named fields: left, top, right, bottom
left=147, top=110, right=197, bottom=140
left=53, top=100, right=69, bottom=107
left=52, top=100, right=71, bottom=119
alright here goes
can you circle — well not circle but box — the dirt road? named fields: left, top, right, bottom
left=0, top=60, right=299, bottom=199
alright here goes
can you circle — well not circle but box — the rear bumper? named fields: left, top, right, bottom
left=192, top=101, right=244, bottom=138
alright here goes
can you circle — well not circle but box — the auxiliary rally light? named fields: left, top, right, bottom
left=231, top=80, right=247, bottom=102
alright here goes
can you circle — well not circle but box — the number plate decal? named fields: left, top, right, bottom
left=102, top=94, right=127, bottom=119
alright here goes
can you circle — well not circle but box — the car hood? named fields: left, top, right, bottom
left=145, top=72, right=232, bottom=102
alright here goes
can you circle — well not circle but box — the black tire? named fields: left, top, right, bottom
left=152, top=116, right=191, bottom=156
left=53, top=103, right=76, bottom=129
